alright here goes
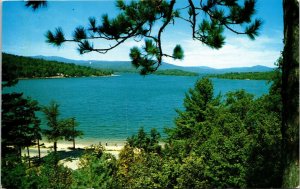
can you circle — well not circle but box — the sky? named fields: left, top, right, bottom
left=2, top=0, right=283, bottom=68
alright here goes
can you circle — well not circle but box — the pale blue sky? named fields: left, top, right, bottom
left=2, top=0, right=283, bottom=68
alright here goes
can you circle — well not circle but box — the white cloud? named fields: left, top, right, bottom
left=164, top=35, right=283, bottom=68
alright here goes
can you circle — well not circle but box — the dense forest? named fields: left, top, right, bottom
left=154, top=69, right=199, bottom=76
left=207, top=71, right=275, bottom=80
left=2, top=53, right=113, bottom=79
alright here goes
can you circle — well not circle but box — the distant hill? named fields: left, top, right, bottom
left=207, top=71, right=275, bottom=80
left=3, top=53, right=112, bottom=79
left=154, top=69, right=199, bottom=76
left=177, top=65, right=274, bottom=74
left=31, top=55, right=274, bottom=74
left=32, top=55, right=134, bottom=71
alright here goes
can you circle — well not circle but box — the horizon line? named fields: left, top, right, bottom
left=3, top=52, right=277, bottom=69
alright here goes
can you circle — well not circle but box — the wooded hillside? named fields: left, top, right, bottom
left=2, top=53, right=113, bottom=79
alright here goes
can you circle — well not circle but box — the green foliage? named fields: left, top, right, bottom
left=129, top=40, right=158, bottom=75
left=116, top=144, right=135, bottom=186
left=2, top=153, right=73, bottom=189
left=207, top=71, right=276, bottom=80
left=282, top=161, right=300, bottom=188
left=172, top=45, right=184, bottom=60
left=244, top=96, right=282, bottom=187
left=225, top=90, right=254, bottom=119
left=27, top=153, right=73, bottom=189
left=2, top=93, right=41, bottom=158
left=198, top=19, right=225, bottom=49
left=61, top=117, right=83, bottom=149
left=165, top=77, right=282, bottom=188
left=72, top=148, right=118, bottom=189
left=73, top=26, right=87, bottom=41
left=154, top=69, right=198, bottom=76
left=42, top=101, right=83, bottom=153
left=127, top=128, right=161, bottom=153
left=42, top=101, right=62, bottom=143
left=2, top=57, right=19, bottom=87
left=117, top=144, right=178, bottom=188
left=168, top=78, right=215, bottom=140
left=2, top=53, right=113, bottom=79
left=176, top=155, right=208, bottom=188
left=45, top=27, right=65, bottom=46
left=1, top=155, right=28, bottom=189
left=78, top=40, right=94, bottom=54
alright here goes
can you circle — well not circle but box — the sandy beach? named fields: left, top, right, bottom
left=22, top=140, right=125, bottom=170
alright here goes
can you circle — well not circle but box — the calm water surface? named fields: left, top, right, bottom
left=4, top=74, right=270, bottom=142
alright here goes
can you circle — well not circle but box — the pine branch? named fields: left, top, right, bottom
left=156, top=0, right=176, bottom=68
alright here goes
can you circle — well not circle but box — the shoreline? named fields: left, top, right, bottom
left=22, top=139, right=126, bottom=170
left=18, top=74, right=117, bottom=80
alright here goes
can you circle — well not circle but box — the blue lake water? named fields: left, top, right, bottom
left=3, top=74, right=270, bottom=143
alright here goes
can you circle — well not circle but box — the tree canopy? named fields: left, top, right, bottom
left=2, top=93, right=41, bottom=158
left=42, top=101, right=83, bottom=153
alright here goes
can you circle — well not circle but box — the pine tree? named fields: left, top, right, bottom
left=2, top=93, right=41, bottom=159
left=168, top=78, right=216, bottom=140
left=61, top=117, right=83, bottom=149
left=42, top=101, right=62, bottom=153
left=42, top=102, right=83, bottom=152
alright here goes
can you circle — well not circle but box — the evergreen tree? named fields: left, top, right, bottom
left=72, top=149, right=118, bottom=188
left=164, top=77, right=282, bottom=188
left=2, top=54, right=19, bottom=87
left=2, top=93, right=41, bottom=159
left=61, top=117, right=83, bottom=149
left=167, top=78, right=217, bottom=141
left=42, top=101, right=62, bottom=153
left=42, top=101, right=83, bottom=152
left=127, top=128, right=161, bottom=153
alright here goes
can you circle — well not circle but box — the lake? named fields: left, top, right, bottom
left=4, top=74, right=270, bottom=144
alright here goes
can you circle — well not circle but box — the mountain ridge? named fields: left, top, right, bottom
left=31, top=55, right=275, bottom=74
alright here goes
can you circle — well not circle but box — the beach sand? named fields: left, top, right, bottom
left=22, top=140, right=125, bottom=170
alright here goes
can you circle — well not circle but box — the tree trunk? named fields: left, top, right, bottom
left=37, top=139, right=41, bottom=160
left=27, top=146, right=30, bottom=167
left=17, top=146, right=22, bottom=159
left=54, top=141, right=57, bottom=153
left=72, top=122, right=75, bottom=149
left=73, top=138, right=75, bottom=149
left=282, top=0, right=299, bottom=187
